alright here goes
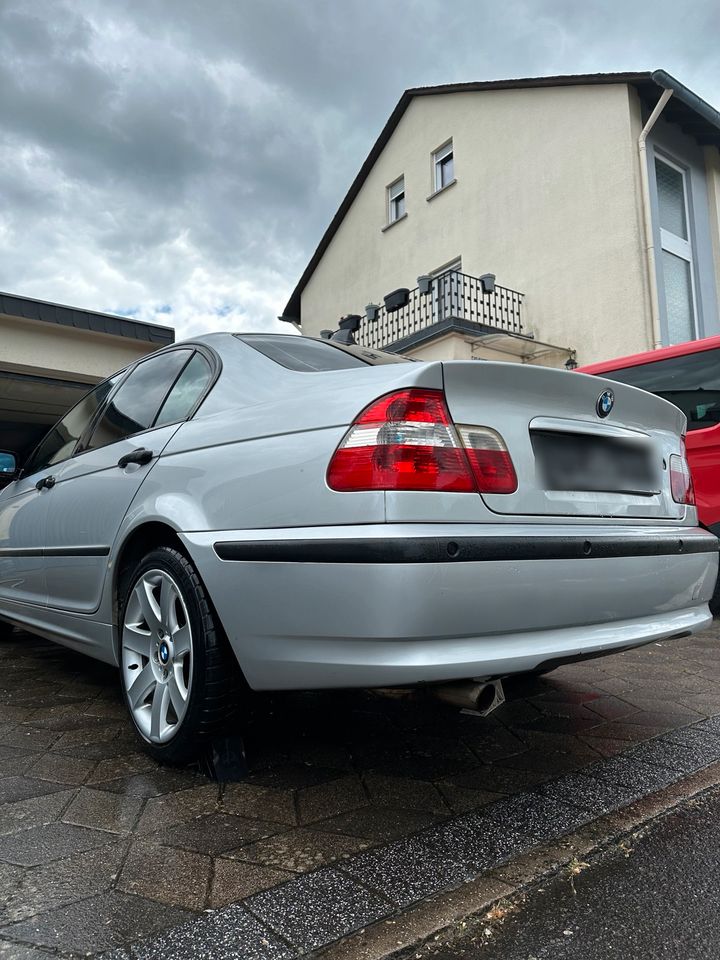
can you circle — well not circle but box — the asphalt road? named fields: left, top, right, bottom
left=421, top=787, right=720, bottom=960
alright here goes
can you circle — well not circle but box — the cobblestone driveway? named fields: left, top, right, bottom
left=0, top=623, right=719, bottom=956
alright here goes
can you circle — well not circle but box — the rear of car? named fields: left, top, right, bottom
left=175, top=337, right=718, bottom=690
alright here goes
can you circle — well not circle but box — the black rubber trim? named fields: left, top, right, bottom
left=213, top=534, right=719, bottom=564
left=0, top=545, right=110, bottom=558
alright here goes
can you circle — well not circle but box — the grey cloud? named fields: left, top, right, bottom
left=0, top=0, right=718, bottom=337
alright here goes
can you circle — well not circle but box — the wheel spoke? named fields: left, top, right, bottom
left=168, top=670, right=187, bottom=716
left=150, top=683, right=170, bottom=741
left=159, top=575, right=178, bottom=634
left=173, top=624, right=191, bottom=657
left=137, top=578, right=161, bottom=634
left=123, top=623, right=152, bottom=657
left=127, top=662, right=155, bottom=710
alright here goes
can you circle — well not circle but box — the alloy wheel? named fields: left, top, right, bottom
left=121, top=568, right=193, bottom=743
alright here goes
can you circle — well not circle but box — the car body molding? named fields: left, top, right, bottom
left=213, top=534, right=718, bottom=564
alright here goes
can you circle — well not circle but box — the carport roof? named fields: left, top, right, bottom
left=0, top=290, right=175, bottom=345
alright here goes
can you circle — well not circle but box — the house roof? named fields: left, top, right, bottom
left=282, top=70, right=720, bottom=326
left=0, top=290, right=175, bottom=345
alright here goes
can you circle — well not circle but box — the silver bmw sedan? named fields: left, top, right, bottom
left=0, top=333, right=716, bottom=762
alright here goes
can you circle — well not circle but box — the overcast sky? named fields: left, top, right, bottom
left=1, top=0, right=718, bottom=339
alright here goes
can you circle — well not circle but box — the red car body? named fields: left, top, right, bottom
left=580, top=335, right=720, bottom=539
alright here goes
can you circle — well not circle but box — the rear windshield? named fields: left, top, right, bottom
left=237, top=334, right=409, bottom=372
left=599, top=347, right=720, bottom=432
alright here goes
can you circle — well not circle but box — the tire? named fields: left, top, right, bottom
left=119, top=546, right=239, bottom=764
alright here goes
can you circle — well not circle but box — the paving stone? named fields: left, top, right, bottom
left=537, top=771, right=651, bottom=814
left=318, top=803, right=440, bottom=841
left=129, top=904, right=292, bottom=960
left=297, top=775, right=368, bottom=823
left=118, top=841, right=211, bottom=911
left=26, top=752, right=96, bottom=785
left=0, top=778, right=65, bottom=806
left=247, top=866, right=392, bottom=953
left=0, top=841, right=127, bottom=924
left=0, top=747, right=39, bottom=778
left=362, top=773, right=449, bottom=814
left=210, top=859, right=294, bottom=908
left=0, top=890, right=191, bottom=954
left=0, top=939, right=49, bottom=959
left=582, top=720, right=673, bottom=742
left=227, top=827, right=369, bottom=872
left=0, top=790, right=75, bottom=837
left=220, top=783, right=296, bottom=825
left=0, top=821, right=114, bottom=866
left=436, top=783, right=505, bottom=814
left=63, top=787, right=144, bottom=834
left=100, top=770, right=206, bottom=798
left=135, top=785, right=220, bottom=833
left=246, top=763, right=350, bottom=791
left=88, top=753, right=158, bottom=784
left=152, top=813, right=283, bottom=855
left=446, top=764, right=549, bottom=794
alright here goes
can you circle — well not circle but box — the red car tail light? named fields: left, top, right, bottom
left=327, top=388, right=517, bottom=495
left=670, top=440, right=695, bottom=505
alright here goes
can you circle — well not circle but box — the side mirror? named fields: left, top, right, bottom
left=0, top=451, right=18, bottom=479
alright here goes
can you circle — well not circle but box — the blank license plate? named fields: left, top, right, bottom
left=531, top=430, right=659, bottom=495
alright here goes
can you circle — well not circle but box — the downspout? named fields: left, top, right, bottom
left=638, top=88, right=673, bottom=349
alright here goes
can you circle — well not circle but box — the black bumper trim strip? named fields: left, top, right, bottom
left=213, top=534, right=719, bottom=564
left=0, top=546, right=110, bottom=558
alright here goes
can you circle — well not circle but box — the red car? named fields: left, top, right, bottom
left=581, top=336, right=720, bottom=610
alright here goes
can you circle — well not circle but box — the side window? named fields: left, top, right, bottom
left=85, top=350, right=192, bottom=452
left=155, top=352, right=213, bottom=427
left=602, top=348, right=720, bottom=431
left=23, top=376, right=121, bottom=476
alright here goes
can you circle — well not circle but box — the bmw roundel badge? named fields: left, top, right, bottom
left=596, top=389, right=615, bottom=418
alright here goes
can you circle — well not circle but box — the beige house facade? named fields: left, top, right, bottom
left=0, top=292, right=174, bottom=462
left=283, top=72, right=720, bottom=369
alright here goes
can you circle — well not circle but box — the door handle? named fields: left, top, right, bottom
left=35, top=475, right=56, bottom=491
left=117, top=448, right=154, bottom=469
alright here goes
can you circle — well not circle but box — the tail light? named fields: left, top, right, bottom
left=327, top=388, right=517, bottom=494
left=669, top=440, right=695, bottom=505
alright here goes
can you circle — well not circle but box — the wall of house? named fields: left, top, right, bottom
left=705, top=147, right=720, bottom=314
left=301, top=83, right=652, bottom=367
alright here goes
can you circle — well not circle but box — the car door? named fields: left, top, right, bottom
left=41, top=348, right=213, bottom=614
left=0, top=376, right=121, bottom=608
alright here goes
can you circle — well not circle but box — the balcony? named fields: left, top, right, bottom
left=355, top=271, right=525, bottom=353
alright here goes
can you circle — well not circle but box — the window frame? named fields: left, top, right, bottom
left=387, top=175, right=406, bottom=225
left=21, top=343, right=221, bottom=477
left=432, top=139, right=455, bottom=193
left=653, top=152, right=699, bottom=343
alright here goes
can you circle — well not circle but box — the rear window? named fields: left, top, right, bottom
left=599, top=347, right=720, bottom=432
left=237, top=334, right=408, bottom=372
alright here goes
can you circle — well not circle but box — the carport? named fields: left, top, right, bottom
left=0, top=291, right=174, bottom=465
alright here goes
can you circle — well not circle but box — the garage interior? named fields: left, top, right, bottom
left=0, top=291, right=174, bottom=470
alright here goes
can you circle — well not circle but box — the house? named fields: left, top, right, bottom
left=0, top=291, right=174, bottom=464
left=281, top=71, right=720, bottom=368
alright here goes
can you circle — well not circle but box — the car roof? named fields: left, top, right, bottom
left=579, top=335, right=720, bottom=374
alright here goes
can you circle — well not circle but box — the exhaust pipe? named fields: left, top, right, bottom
left=429, top=678, right=505, bottom=716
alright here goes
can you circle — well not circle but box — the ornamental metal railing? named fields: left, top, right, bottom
left=355, top=271, right=525, bottom=351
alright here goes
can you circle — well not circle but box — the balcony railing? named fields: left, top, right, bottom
left=355, top=271, right=525, bottom=352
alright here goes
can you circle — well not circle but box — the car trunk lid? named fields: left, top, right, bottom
left=441, top=362, right=686, bottom=519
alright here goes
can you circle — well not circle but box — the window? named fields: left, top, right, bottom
left=387, top=176, right=405, bottom=224
left=433, top=140, right=454, bottom=192
left=85, top=350, right=192, bottom=451
left=655, top=156, right=697, bottom=344
left=600, top=347, right=720, bottom=432
left=155, top=352, right=213, bottom=426
left=237, top=335, right=409, bottom=371
left=23, top=375, right=121, bottom=476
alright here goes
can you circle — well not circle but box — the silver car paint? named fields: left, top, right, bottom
left=0, top=332, right=716, bottom=689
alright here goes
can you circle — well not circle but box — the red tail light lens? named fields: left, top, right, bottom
left=327, top=389, right=517, bottom=494
left=670, top=441, right=695, bottom=505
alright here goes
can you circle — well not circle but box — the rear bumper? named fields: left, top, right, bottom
left=181, top=524, right=718, bottom=690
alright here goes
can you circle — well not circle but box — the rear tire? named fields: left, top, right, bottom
left=119, top=546, right=239, bottom=764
